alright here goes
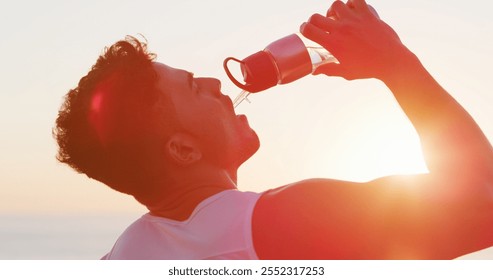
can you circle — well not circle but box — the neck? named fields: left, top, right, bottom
left=146, top=163, right=238, bottom=221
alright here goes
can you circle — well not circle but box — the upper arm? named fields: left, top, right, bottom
left=252, top=174, right=493, bottom=259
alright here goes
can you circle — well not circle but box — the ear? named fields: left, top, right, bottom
left=165, top=133, right=202, bottom=165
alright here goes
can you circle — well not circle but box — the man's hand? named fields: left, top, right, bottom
left=300, top=0, right=407, bottom=81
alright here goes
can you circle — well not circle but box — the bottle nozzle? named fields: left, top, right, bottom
left=233, top=90, right=251, bottom=108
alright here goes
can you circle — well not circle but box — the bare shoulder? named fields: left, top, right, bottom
left=254, top=175, right=431, bottom=220
left=252, top=178, right=387, bottom=259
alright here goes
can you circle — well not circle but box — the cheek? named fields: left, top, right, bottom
left=193, top=114, right=231, bottom=146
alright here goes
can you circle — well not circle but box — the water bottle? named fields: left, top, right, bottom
left=223, top=33, right=338, bottom=107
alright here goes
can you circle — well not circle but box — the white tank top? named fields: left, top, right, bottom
left=103, top=190, right=262, bottom=259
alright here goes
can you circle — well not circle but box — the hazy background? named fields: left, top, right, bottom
left=0, top=0, right=492, bottom=259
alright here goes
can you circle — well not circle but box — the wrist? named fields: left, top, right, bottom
left=377, top=44, right=423, bottom=84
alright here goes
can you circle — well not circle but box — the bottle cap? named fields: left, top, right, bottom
left=240, top=51, right=279, bottom=92
left=223, top=51, right=278, bottom=93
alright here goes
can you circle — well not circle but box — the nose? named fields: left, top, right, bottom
left=196, top=77, right=223, bottom=99
left=196, top=77, right=221, bottom=91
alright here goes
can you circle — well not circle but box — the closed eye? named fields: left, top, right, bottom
left=187, top=72, right=194, bottom=89
left=187, top=72, right=200, bottom=94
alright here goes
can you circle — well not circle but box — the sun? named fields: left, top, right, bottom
left=339, top=109, right=429, bottom=182
left=313, top=93, right=430, bottom=183
left=367, top=126, right=429, bottom=177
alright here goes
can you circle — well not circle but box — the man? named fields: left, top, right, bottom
left=54, top=0, right=493, bottom=259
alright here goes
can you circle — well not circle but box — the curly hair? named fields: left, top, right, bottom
left=54, top=36, right=169, bottom=199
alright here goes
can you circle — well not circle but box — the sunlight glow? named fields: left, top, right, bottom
left=367, top=129, right=429, bottom=176
left=329, top=103, right=430, bottom=182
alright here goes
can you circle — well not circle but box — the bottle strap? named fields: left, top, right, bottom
left=223, top=57, right=249, bottom=91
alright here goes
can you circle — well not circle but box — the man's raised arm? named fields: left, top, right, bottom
left=252, top=0, right=493, bottom=259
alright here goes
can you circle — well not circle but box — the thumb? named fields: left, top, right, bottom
left=313, top=62, right=347, bottom=77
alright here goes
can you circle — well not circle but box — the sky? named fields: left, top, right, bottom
left=0, top=0, right=492, bottom=257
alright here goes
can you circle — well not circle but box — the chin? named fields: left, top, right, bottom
left=236, top=132, right=261, bottom=167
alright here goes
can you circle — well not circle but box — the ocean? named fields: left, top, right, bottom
left=1, top=213, right=492, bottom=260
left=0, top=213, right=142, bottom=260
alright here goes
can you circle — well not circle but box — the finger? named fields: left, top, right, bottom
left=346, top=0, right=370, bottom=12
left=367, top=5, right=380, bottom=19
left=347, top=0, right=381, bottom=20
left=327, top=0, right=353, bottom=19
left=314, top=63, right=357, bottom=81
left=307, top=13, right=341, bottom=33
left=300, top=22, right=333, bottom=51
left=313, top=62, right=348, bottom=78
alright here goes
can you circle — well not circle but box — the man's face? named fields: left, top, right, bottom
left=154, top=62, right=259, bottom=169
